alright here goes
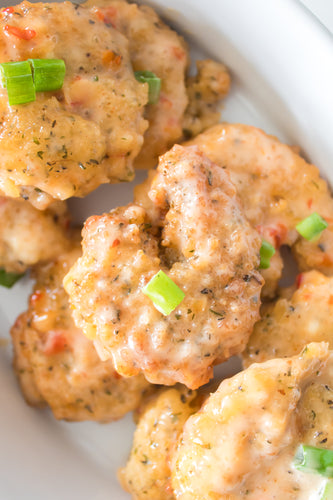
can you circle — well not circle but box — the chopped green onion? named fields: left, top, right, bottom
left=259, top=240, right=275, bottom=269
left=296, top=213, right=328, bottom=241
left=0, top=61, right=35, bottom=105
left=134, top=70, right=161, bottom=105
left=0, top=269, right=24, bottom=288
left=320, top=479, right=333, bottom=499
left=28, top=58, right=66, bottom=92
left=294, top=445, right=333, bottom=478
left=142, top=270, right=185, bottom=315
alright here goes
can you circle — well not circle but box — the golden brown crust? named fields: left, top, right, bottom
left=11, top=242, right=151, bottom=422
left=187, top=123, right=333, bottom=298
left=64, top=145, right=262, bottom=388
left=0, top=1, right=148, bottom=208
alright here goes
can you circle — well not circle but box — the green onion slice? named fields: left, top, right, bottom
left=294, top=445, right=333, bottom=478
left=28, top=58, right=66, bottom=92
left=296, top=213, right=328, bottom=241
left=0, top=269, right=24, bottom=288
left=142, top=270, right=185, bottom=315
left=259, top=239, right=275, bottom=269
left=134, top=70, right=161, bottom=105
left=320, top=479, right=333, bottom=499
left=0, top=61, right=35, bottom=105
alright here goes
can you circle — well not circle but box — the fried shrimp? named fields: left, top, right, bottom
left=0, top=1, right=148, bottom=209
left=243, top=270, right=333, bottom=367
left=86, top=0, right=230, bottom=169
left=11, top=242, right=150, bottom=422
left=183, top=59, right=231, bottom=140
left=0, top=196, right=70, bottom=273
left=172, top=342, right=333, bottom=500
left=119, top=386, right=202, bottom=500
left=64, top=145, right=263, bottom=389
left=187, top=123, right=333, bottom=297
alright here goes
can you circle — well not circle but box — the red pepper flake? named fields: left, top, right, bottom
left=255, top=223, right=287, bottom=249
left=296, top=273, right=304, bottom=289
left=307, top=198, right=313, bottom=209
left=4, top=25, right=36, bottom=40
left=2, top=6, right=15, bottom=15
left=30, top=290, right=43, bottom=305
left=102, top=50, right=122, bottom=67
left=328, top=295, right=333, bottom=305
left=112, top=238, right=120, bottom=248
left=172, top=46, right=186, bottom=60
left=43, top=330, right=68, bottom=356
left=96, top=7, right=117, bottom=27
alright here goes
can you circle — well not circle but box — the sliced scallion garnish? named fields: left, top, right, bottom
left=0, top=58, right=66, bottom=105
left=28, top=58, right=66, bottom=92
left=294, top=444, right=333, bottom=478
left=134, top=70, right=161, bottom=105
left=296, top=213, right=328, bottom=241
left=259, top=240, right=275, bottom=269
left=320, top=479, right=333, bottom=499
left=0, top=269, right=24, bottom=288
left=142, top=270, right=185, bottom=315
left=0, top=60, right=35, bottom=105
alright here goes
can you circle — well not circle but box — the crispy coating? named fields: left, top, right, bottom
left=243, top=270, right=333, bottom=367
left=172, top=342, right=333, bottom=500
left=64, top=145, right=262, bottom=389
left=86, top=0, right=230, bottom=168
left=0, top=1, right=148, bottom=208
left=119, top=386, right=202, bottom=500
left=87, top=0, right=188, bottom=169
left=0, top=196, right=70, bottom=273
left=183, top=60, right=231, bottom=140
left=11, top=242, right=150, bottom=422
left=187, top=123, right=333, bottom=298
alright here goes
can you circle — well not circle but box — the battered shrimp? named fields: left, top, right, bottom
left=11, top=242, right=150, bottom=422
left=119, top=386, right=202, bottom=500
left=183, top=60, right=231, bottom=140
left=85, top=0, right=230, bottom=168
left=243, top=270, right=333, bottom=367
left=0, top=1, right=148, bottom=209
left=64, top=145, right=262, bottom=389
left=0, top=196, right=70, bottom=273
left=172, top=342, right=333, bottom=500
left=187, top=123, right=333, bottom=297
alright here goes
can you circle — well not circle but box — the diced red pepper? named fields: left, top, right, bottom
left=96, top=7, right=117, bottom=27
left=43, top=330, right=68, bottom=355
left=2, top=7, right=15, bottom=15
left=4, top=25, right=36, bottom=40
left=296, top=273, right=304, bottom=289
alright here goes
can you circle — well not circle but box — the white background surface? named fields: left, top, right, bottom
left=0, top=1, right=333, bottom=499
left=299, top=0, right=333, bottom=32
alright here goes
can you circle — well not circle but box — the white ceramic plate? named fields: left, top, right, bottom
left=1, top=1, right=333, bottom=499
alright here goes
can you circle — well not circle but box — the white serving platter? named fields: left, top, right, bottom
left=0, top=1, right=333, bottom=499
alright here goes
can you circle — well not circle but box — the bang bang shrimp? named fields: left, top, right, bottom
left=11, top=242, right=150, bottom=422
left=0, top=1, right=148, bottom=208
left=86, top=0, right=230, bottom=168
left=64, top=145, right=263, bottom=389
left=172, top=342, right=333, bottom=500
left=187, top=123, right=333, bottom=297
left=0, top=197, right=70, bottom=274
left=243, top=270, right=333, bottom=367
